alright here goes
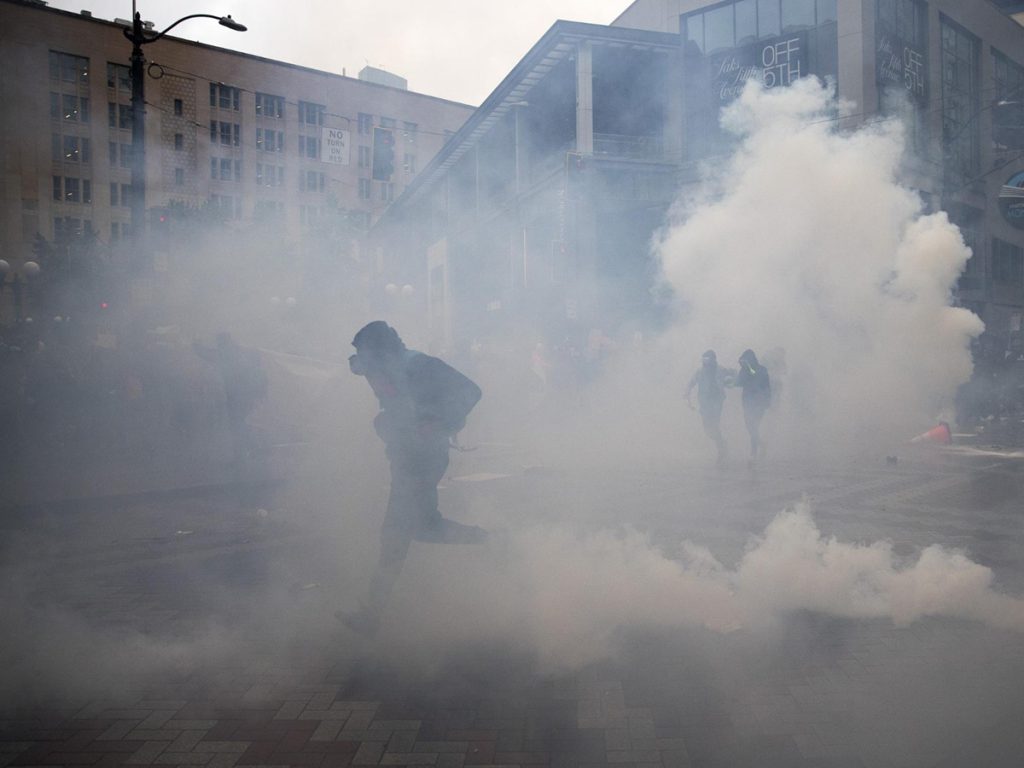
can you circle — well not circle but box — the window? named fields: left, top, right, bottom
left=256, top=163, right=284, bottom=187
left=993, top=50, right=1024, bottom=153
left=119, top=144, right=131, bottom=168
left=358, top=113, right=373, bottom=134
left=380, top=181, right=394, bottom=202
left=299, top=170, right=325, bottom=192
left=379, top=117, right=396, bottom=129
left=298, top=101, right=325, bottom=126
left=57, top=93, right=89, bottom=123
left=175, top=168, right=184, bottom=185
left=403, top=153, right=416, bottom=174
left=210, top=194, right=241, bottom=219
left=359, top=178, right=371, bottom=200
left=255, top=92, right=284, bottom=118
left=757, top=0, right=781, bottom=38
left=256, top=128, right=284, bottom=152
left=109, top=102, right=131, bottom=129
left=993, top=238, right=1024, bottom=286
left=49, top=51, right=89, bottom=83
left=210, top=121, right=240, bottom=146
left=55, top=135, right=90, bottom=163
left=174, top=133, right=184, bottom=151
left=209, top=83, right=240, bottom=110
left=940, top=17, right=981, bottom=180
left=254, top=200, right=285, bottom=218
left=211, top=157, right=240, bottom=181
left=109, top=141, right=117, bottom=166
left=402, top=122, right=418, bottom=142
left=298, top=134, right=321, bottom=159
left=781, top=0, right=816, bottom=31
left=111, top=221, right=120, bottom=241
left=173, top=98, right=183, bottom=116
left=358, top=145, right=371, bottom=169
left=106, top=62, right=130, bottom=92
left=111, top=183, right=132, bottom=206
left=52, top=177, right=87, bottom=203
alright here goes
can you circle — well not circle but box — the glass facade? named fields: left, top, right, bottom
left=681, top=0, right=839, bottom=159
left=940, top=16, right=981, bottom=182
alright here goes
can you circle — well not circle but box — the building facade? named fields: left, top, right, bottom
left=374, top=0, right=1024, bottom=355
left=0, top=0, right=473, bottom=270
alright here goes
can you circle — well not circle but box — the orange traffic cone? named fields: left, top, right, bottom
left=911, top=421, right=952, bottom=445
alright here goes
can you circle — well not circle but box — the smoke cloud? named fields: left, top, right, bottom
left=655, top=78, right=984, bottom=449
left=379, top=501, right=1024, bottom=671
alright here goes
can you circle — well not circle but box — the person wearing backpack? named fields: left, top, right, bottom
left=341, top=321, right=486, bottom=634
left=735, top=348, right=771, bottom=464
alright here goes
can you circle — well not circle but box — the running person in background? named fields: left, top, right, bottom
left=686, top=350, right=731, bottom=464
left=341, top=321, right=487, bottom=635
left=735, top=349, right=771, bottom=464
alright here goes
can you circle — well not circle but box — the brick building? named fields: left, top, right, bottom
left=0, top=0, right=473, bottom=269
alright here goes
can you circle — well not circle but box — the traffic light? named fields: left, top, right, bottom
left=372, top=127, right=395, bottom=181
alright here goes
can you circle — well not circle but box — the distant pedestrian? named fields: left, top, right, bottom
left=686, top=350, right=730, bottom=464
left=340, top=321, right=486, bottom=635
left=735, top=349, right=771, bottom=462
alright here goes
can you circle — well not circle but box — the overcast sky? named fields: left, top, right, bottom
left=46, top=0, right=633, bottom=105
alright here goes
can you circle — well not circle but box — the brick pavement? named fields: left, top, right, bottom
left=2, top=450, right=1024, bottom=767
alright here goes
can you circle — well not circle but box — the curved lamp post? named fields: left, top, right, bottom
left=124, top=8, right=246, bottom=248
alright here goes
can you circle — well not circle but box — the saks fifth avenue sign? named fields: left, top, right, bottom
left=876, top=33, right=926, bottom=102
left=711, top=33, right=807, bottom=104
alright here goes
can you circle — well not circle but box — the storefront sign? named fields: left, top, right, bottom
left=1000, top=171, right=1024, bottom=230
left=876, top=33, right=926, bottom=102
left=710, top=33, right=808, bottom=105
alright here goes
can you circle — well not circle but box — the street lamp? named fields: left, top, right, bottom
left=124, top=7, right=246, bottom=249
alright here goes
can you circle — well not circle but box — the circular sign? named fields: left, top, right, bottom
left=1000, top=171, right=1024, bottom=230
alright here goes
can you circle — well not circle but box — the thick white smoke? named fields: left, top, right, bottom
left=656, top=78, right=984, bottom=449
left=384, top=502, right=1024, bottom=670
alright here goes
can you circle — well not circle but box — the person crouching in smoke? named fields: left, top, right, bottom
left=340, top=321, right=488, bottom=635
left=735, top=348, right=771, bottom=464
left=686, top=349, right=731, bottom=465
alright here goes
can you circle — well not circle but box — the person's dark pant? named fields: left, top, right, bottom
left=743, top=405, right=766, bottom=458
left=699, top=401, right=726, bottom=461
left=364, top=439, right=487, bottom=617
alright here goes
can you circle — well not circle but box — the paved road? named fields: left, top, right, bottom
left=2, top=448, right=1023, bottom=768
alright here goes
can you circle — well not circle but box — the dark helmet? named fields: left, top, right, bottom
left=352, top=321, right=405, bottom=354
left=739, top=349, right=758, bottom=367
left=702, top=349, right=717, bottom=364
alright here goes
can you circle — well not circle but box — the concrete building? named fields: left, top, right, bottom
left=0, top=0, right=473, bottom=268
left=374, top=0, right=1024, bottom=355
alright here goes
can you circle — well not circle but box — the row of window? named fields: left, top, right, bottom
left=51, top=52, right=420, bottom=148
left=684, top=0, right=838, bottom=55
left=53, top=178, right=133, bottom=207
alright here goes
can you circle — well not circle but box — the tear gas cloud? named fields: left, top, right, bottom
left=2, top=75, right=1016, bottom=715
left=654, top=77, right=984, bottom=451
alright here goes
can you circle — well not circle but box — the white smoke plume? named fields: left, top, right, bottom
left=655, top=78, right=984, bottom=449
left=385, top=502, right=1024, bottom=670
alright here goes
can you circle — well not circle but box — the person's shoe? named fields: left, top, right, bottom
left=335, top=606, right=380, bottom=636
